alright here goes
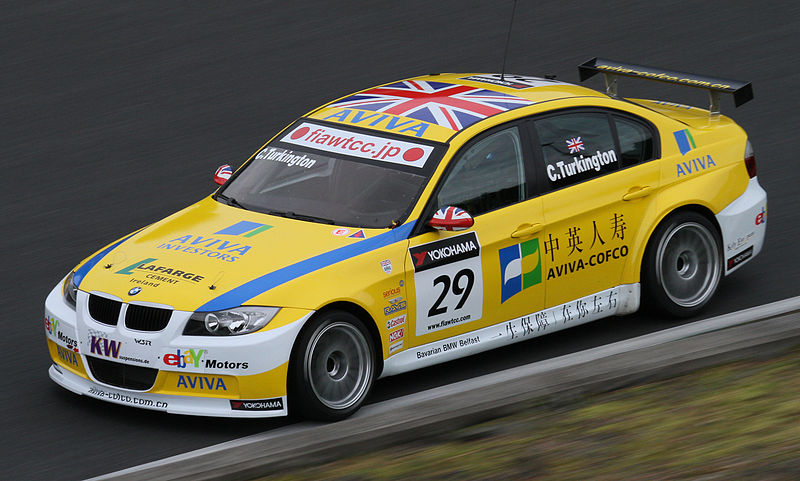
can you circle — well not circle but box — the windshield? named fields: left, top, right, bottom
left=218, top=121, right=442, bottom=228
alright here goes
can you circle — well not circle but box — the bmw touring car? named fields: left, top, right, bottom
left=45, top=59, right=767, bottom=420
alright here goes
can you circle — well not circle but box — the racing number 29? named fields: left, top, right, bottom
left=428, top=268, right=474, bottom=317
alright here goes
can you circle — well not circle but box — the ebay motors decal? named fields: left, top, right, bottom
left=281, top=122, right=433, bottom=168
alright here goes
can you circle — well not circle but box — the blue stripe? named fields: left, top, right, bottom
left=198, top=221, right=416, bottom=312
left=73, top=231, right=142, bottom=287
left=673, top=130, right=691, bottom=155
left=215, top=221, right=264, bottom=236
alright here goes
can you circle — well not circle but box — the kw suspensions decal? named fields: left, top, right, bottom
left=409, top=232, right=483, bottom=335
left=197, top=222, right=416, bottom=312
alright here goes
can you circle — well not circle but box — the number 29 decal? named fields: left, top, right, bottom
left=409, top=232, right=483, bottom=335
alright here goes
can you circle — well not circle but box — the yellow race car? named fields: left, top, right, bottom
left=45, top=59, right=766, bottom=420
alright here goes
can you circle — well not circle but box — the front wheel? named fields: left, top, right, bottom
left=643, top=212, right=722, bottom=317
left=289, top=310, right=376, bottom=421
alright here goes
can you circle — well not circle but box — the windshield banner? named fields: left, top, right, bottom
left=281, top=122, right=434, bottom=168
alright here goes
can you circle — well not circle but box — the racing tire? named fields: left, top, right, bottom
left=289, top=310, right=376, bottom=421
left=643, top=211, right=722, bottom=317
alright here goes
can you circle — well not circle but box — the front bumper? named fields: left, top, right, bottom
left=48, top=363, right=287, bottom=417
left=44, top=282, right=311, bottom=418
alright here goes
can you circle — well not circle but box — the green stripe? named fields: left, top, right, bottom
left=685, top=129, right=697, bottom=149
left=242, top=224, right=273, bottom=237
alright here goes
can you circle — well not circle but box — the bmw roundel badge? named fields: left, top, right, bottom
left=128, top=287, right=142, bottom=296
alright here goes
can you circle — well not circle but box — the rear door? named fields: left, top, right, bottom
left=529, top=109, right=660, bottom=310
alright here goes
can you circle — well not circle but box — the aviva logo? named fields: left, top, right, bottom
left=214, top=221, right=272, bottom=237
left=673, top=129, right=697, bottom=155
left=499, top=238, right=541, bottom=303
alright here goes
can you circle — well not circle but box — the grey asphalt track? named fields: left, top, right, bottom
left=2, top=2, right=798, bottom=480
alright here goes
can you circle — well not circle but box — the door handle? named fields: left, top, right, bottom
left=622, top=185, right=654, bottom=201
left=511, top=223, right=543, bottom=238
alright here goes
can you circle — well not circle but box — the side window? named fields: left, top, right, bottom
left=614, top=116, right=655, bottom=167
left=436, top=127, right=525, bottom=216
left=534, top=113, right=617, bottom=190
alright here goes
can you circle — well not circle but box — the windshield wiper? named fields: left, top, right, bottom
left=216, top=193, right=247, bottom=210
left=267, top=210, right=336, bottom=225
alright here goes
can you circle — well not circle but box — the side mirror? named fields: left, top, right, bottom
left=428, top=206, right=474, bottom=231
left=213, top=165, right=233, bottom=185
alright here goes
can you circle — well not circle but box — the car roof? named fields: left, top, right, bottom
left=305, top=73, right=607, bottom=143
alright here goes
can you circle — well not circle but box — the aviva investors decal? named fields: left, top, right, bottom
left=155, top=221, right=272, bottom=263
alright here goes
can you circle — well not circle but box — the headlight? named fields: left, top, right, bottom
left=62, top=271, right=78, bottom=309
left=183, top=306, right=280, bottom=336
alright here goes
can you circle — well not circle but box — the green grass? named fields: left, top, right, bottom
left=259, top=348, right=800, bottom=480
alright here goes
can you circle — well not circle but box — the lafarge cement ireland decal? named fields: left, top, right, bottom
left=409, top=232, right=483, bottom=335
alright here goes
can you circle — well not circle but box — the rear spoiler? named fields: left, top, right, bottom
left=578, top=57, right=753, bottom=118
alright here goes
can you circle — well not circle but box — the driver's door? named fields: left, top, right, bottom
left=405, top=125, right=545, bottom=347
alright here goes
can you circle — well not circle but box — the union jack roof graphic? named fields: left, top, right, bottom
left=327, top=80, right=535, bottom=131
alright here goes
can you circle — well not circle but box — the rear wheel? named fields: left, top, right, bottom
left=289, top=310, right=375, bottom=421
left=644, top=211, right=722, bottom=317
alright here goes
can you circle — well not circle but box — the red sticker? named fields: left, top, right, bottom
left=403, top=148, right=424, bottom=162
left=291, top=126, right=310, bottom=140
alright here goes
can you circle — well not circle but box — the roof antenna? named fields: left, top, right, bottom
left=500, top=0, right=518, bottom=81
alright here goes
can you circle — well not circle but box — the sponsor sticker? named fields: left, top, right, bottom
left=156, top=232, right=253, bottom=263
left=383, top=286, right=402, bottom=299
left=409, top=232, right=483, bottom=335
left=755, top=206, right=766, bottom=225
left=389, top=327, right=404, bottom=343
left=230, top=398, right=284, bottom=411
left=161, top=348, right=249, bottom=371
left=676, top=154, right=716, bottom=177
left=116, top=258, right=205, bottom=288
left=384, top=301, right=407, bottom=316
left=176, top=375, right=227, bottom=391
left=386, top=314, right=406, bottom=330
left=380, top=259, right=393, bottom=274
left=389, top=340, right=404, bottom=354
left=281, top=122, right=434, bottom=168
left=56, top=345, right=79, bottom=367
left=728, top=246, right=754, bottom=270
left=332, top=228, right=350, bottom=236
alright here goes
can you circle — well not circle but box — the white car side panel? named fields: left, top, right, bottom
left=716, top=177, right=767, bottom=274
left=381, top=283, right=640, bottom=378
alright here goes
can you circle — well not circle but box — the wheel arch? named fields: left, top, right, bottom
left=646, top=204, right=721, bottom=254
left=293, top=301, right=384, bottom=378
left=632, top=203, right=722, bottom=284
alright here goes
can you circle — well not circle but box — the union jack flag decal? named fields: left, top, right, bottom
left=566, top=137, right=584, bottom=154
left=328, top=80, right=534, bottom=131
left=429, top=206, right=474, bottom=231
left=214, top=165, right=233, bottom=183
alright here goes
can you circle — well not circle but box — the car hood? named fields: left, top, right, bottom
left=76, top=197, right=390, bottom=311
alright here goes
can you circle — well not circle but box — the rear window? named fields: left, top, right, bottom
left=534, top=112, right=618, bottom=190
